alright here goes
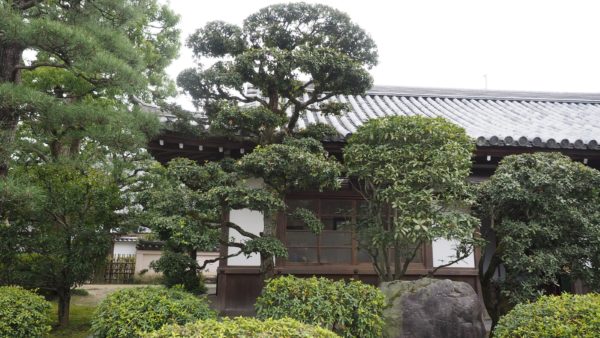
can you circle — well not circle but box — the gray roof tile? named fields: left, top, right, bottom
left=298, top=86, right=600, bottom=149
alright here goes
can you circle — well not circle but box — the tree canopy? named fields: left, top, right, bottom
left=344, top=116, right=481, bottom=281
left=477, top=152, right=600, bottom=329
left=177, top=2, right=377, bottom=137
left=0, top=0, right=179, bottom=175
left=139, top=137, right=342, bottom=282
left=143, top=3, right=375, bottom=283
left=0, top=0, right=180, bottom=326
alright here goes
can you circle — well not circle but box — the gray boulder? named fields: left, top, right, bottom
left=380, top=278, right=486, bottom=338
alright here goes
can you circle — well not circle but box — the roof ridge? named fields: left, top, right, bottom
left=365, top=85, right=600, bottom=103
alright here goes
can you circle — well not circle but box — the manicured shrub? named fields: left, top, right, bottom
left=147, top=317, right=339, bottom=337
left=494, top=293, right=600, bottom=337
left=0, top=286, right=52, bottom=338
left=255, top=276, right=385, bottom=338
left=91, top=286, right=216, bottom=338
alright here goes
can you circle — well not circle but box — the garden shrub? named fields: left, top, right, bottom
left=91, top=286, right=216, bottom=338
left=494, top=293, right=600, bottom=337
left=255, top=275, right=385, bottom=338
left=147, top=317, right=340, bottom=337
left=150, top=250, right=208, bottom=294
left=0, top=286, right=52, bottom=338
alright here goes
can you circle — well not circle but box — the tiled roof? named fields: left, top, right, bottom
left=136, top=240, right=164, bottom=251
left=294, top=86, right=600, bottom=149
left=114, top=236, right=138, bottom=243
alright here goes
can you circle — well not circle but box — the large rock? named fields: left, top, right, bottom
left=380, top=278, right=486, bottom=338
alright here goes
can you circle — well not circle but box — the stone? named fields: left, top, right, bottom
left=380, top=278, right=486, bottom=338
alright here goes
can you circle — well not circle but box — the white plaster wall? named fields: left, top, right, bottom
left=113, top=242, right=137, bottom=256
left=198, top=252, right=220, bottom=278
left=135, top=250, right=161, bottom=275
left=432, top=238, right=475, bottom=268
left=135, top=250, right=220, bottom=278
left=227, top=178, right=265, bottom=266
left=227, top=208, right=264, bottom=266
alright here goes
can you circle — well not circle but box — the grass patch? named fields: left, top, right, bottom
left=48, top=303, right=95, bottom=338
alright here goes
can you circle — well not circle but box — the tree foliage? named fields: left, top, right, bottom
left=0, top=0, right=180, bottom=326
left=148, top=317, right=339, bottom=338
left=256, top=276, right=385, bottom=338
left=91, top=286, right=216, bottom=338
left=477, top=152, right=600, bottom=330
left=140, top=139, right=341, bottom=280
left=0, top=0, right=180, bottom=175
left=144, top=3, right=373, bottom=279
left=494, top=293, right=600, bottom=338
left=0, top=102, right=162, bottom=326
left=0, top=286, right=52, bottom=338
left=344, top=116, right=481, bottom=281
left=177, top=2, right=377, bottom=136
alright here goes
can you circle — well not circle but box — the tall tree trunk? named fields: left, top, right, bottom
left=186, top=249, right=200, bottom=292
left=260, top=212, right=277, bottom=279
left=57, top=287, right=71, bottom=327
left=479, top=252, right=510, bottom=334
left=260, top=253, right=275, bottom=279
left=0, top=41, right=25, bottom=177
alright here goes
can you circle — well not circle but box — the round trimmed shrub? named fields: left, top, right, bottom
left=147, top=317, right=339, bottom=337
left=91, top=286, right=216, bottom=338
left=0, top=286, right=52, bottom=338
left=494, top=293, right=600, bottom=337
left=255, top=276, right=385, bottom=338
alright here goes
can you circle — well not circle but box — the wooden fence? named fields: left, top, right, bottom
left=103, top=254, right=136, bottom=284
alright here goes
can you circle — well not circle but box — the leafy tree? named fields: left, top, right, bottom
left=0, top=0, right=180, bottom=326
left=145, top=3, right=376, bottom=280
left=0, top=0, right=179, bottom=175
left=137, top=159, right=227, bottom=293
left=0, top=101, right=162, bottom=326
left=140, top=139, right=341, bottom=283
left=477, top=152, right=600, bottom=330
left=343, top=116, right=481, bottom=281
left=177, top=2, right=377, bottom=138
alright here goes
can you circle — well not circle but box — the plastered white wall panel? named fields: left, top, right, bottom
left=227, top=208, right=264, bottom=266
left=432, top=238, right=475, bottom=268
left=113, top=242, right=137, bottom=256
left=227, top=178, right=265, bottom=266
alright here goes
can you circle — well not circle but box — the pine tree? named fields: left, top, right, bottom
left=0, top=0, right=180, bottom=326
left=144, top=3, right=377, bottom=281
left=0, top=0, right=179, bottom=175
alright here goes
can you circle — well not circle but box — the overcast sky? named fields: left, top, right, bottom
left=164, top=0, right=600, bottom=109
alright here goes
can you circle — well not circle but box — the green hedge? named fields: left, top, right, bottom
left=0, top=286, right=52, bottom=338
left=255, top=276, right=385, bottom=338
left=91, top=286, right=216, bottom=338
left=147, top=317, right=339, bottom=337
left=494, top=293, right=600, bottom=337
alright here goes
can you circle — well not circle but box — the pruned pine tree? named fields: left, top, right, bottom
left=0, top=0, right=179, bottom=175
left=145, top=3, right=377, bottom=281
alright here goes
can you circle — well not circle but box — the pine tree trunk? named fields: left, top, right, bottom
left=57, top=288, right=71, bottom=327
left=260, top=212, right=276, bottom=279
left=260, top=253, right=275, bottom=279
left=0, top=41, right=24, bottom=177
left=186, top=249, right=199, bottom=291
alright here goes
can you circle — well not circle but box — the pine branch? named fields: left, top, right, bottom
left=13, top=62, right=67, bottom=78
left=225, top=221, right=259, bottom=239
left=429, top=247, right=473, bottom=276
left=196, top=250, right=243, bottom=270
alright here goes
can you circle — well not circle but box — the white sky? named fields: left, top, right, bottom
left=164, top=0, right=600, bottom=109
